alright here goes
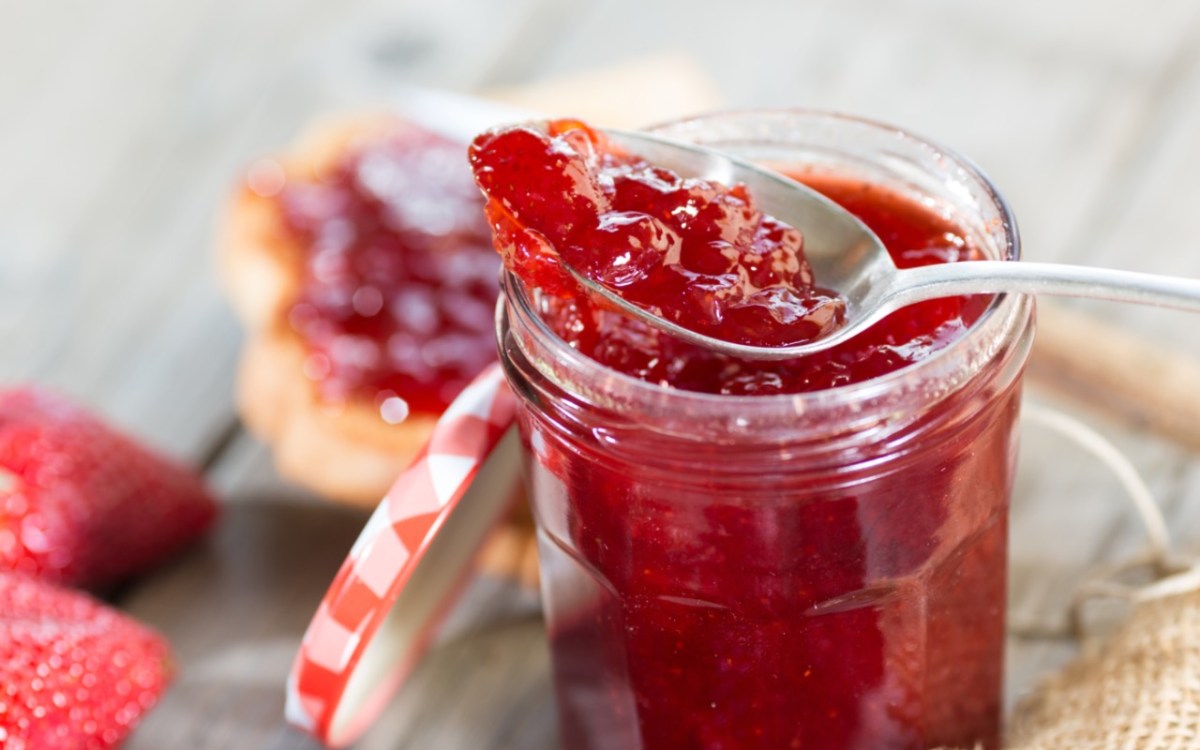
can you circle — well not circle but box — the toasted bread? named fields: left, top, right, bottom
left=220, top=114, right=450, bottom=504
left=219, top=113, right=537, bottom=585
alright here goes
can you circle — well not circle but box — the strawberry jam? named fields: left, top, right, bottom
left=471, top=121, right=846, bottom=352
left=471, top=121, right=991, bottom=394
left=479, top=116, right=1031, bottom=750
left=279, top=124, right=500, bottom=418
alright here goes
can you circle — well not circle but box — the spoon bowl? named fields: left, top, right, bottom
left=576, top=129, right=1200, bottom=361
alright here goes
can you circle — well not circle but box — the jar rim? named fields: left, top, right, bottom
left=497, top=109, right=1033, bottom=428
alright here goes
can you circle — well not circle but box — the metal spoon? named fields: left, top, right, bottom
left=569, top=129, right=1200, bottom=361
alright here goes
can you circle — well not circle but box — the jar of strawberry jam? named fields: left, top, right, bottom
left=494, top=111, right=1034, bottom=750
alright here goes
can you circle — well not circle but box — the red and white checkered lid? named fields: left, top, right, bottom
left=286, top=363, right=520, bottom=747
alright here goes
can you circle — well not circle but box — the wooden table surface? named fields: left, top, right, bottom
left=4, top=1, right=1200, bottom=747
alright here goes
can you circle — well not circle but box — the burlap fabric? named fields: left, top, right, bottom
left=1003, top=584, right=1200, bottom=749
left=957, top=404, right=1200, bottom=749
left=964, top=579, right=1200, bottom=750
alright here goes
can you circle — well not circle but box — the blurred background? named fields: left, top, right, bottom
left=5, top=0, right=1200, bottom=439
left=3, top=1, right=1200, bottom=747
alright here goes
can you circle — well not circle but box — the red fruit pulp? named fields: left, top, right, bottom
left=471, top=121, right=847, bottom=353
left=280, top=125, right=501, bottom=417
left=470, top=121, right=992, bottom=395
left=471, top=120, right=1015, bottom=749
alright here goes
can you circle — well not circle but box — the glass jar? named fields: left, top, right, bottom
left=495, top=110, right=1035, bottom=750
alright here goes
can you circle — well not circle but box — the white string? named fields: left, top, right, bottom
left=1009, top=401, right=1197, bottom=639
left=1136, top=566, right=1200, bottom=602
left=1022, top=401, right=1172, bottom=563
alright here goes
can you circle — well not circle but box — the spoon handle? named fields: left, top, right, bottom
left=891, top=261, right=1200, bottom=312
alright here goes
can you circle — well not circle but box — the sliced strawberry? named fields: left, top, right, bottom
left=0, top=572, right=172, bottom=749
left=0, top=387, right=218, bottom=587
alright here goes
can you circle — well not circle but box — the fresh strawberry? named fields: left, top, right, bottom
left=0, top=572, right=171, bottom=749
left=0, top=387, right=218, bottom=588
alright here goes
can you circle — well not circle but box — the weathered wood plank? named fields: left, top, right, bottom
left=1051, top=34, right=1200, bottom=352
left=0, top=0, right=554, bottom=460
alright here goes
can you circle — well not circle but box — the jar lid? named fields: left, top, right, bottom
left=285, top=364, right=519, bottom=747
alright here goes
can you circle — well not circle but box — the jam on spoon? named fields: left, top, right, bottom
left=469, top=119, right=990, bottom=394
left=470, top=119, right=846, bottom=346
